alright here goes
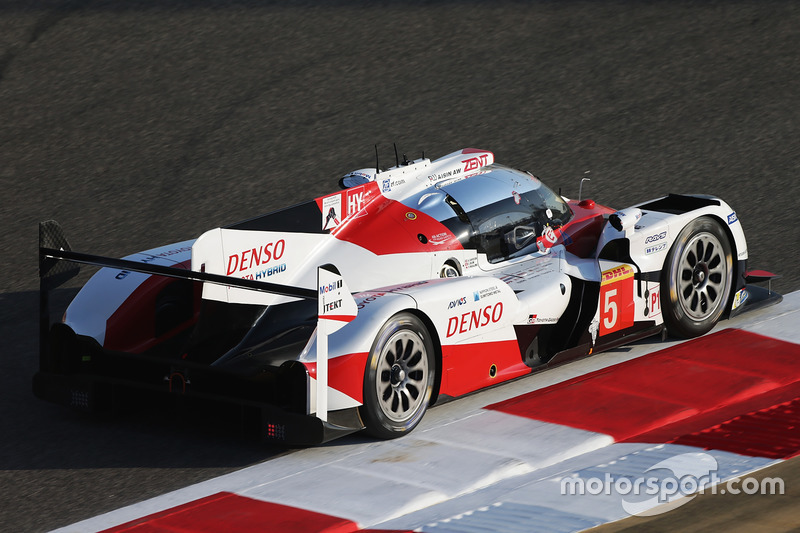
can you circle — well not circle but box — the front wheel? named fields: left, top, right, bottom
left=361, top=313, right=435, bottom=439
left=661, top=216, right=733, bottom=338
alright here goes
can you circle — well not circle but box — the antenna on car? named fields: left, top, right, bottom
left=374, top=144, right=381, bottom=174
left=393, top=143, right=400, bottom=167
left=579, top=171, right=591, bottom=201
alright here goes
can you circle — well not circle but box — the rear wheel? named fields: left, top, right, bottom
left=661, top=216, right=733, bottom=338
left=361, top=313, right=435, bottom=439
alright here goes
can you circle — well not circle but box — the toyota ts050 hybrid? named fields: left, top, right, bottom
left=36, top=148, right=780, bottom=444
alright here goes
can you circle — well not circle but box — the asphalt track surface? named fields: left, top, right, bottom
left=1, top=1, right=798, bottom=531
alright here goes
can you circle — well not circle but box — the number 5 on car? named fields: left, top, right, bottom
left=600, top=265, right=635, bottom=336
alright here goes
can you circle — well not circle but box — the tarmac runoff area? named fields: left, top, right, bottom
left=53, top=291, right=800, bottom=533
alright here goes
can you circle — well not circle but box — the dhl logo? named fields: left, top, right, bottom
left=601, top=264, right=634, bottom=284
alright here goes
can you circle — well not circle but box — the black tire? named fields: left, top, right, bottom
left=661, top=216, right=733, bottom=338
left=361, top=312, right=435, bottom=439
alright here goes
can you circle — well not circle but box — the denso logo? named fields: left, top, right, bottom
left=446, top=302, right=503, bottom=337
left=448, top=297, right=467, bottom=309
left=226, top=240, right=285, bottom=275
left=644, top=231, right=667, bottom=244
left=462, top=154, right=489, bottom=172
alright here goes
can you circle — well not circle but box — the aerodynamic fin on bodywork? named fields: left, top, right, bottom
left=39, top=220, right=81, bottom=291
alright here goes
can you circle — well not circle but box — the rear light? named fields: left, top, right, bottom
left=265, top=422, right=286, bottom=440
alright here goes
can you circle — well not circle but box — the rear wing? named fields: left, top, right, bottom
left=38, top=221, right=356, bottom=424
left=38, top=220, right=317, bottom=371
left=39, top=221, right=317, bottom=299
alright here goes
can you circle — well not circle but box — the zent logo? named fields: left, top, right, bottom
left=462, top=154, right=489, bottom=172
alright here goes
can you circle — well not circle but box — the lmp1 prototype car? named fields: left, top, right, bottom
left=36, top=148, right=780, bottom=444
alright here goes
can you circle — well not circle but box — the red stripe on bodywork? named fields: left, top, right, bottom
left=321, top=314, right=357, bottom=323
left=334, top=198, right=462, bottom=255
left=440, top=339, right=529, bottom=398
left=306, top=352, right=370, bottom=404
left=101, top=491, right=413, bottom=532
left=562, top=200, right=616, bottom=258
left=316, top=181, right=462, bottom=256
left=487, top=329, right=800, bottom=456
left=104, top=259, right=201, bottom=353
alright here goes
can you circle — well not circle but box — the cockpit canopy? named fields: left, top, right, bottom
left=418, top=164, right=573, bottom=262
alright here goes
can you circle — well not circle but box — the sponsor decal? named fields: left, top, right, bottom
left=601, top=264, right=634, bottom=284
left=732, top=288, right=748, bottom=310
left=463, top=257, right=478, bottom=270
left=647, top=286, right=662, bottom=317
left=448, top=297, right=468, bottom=309
left=243, top=262, right=286, bottom=281
left=226, top=240, right=285, bottom=275
left=317, top=267, right=357, bottom=330
left=537, top=225, right=560, bottom=253
left=528, top=314, right=557, bottom=325
left=646, top=243, right=668, bottom=255
left=429, top=231, right=451, bottom=245
left=318, top=181, right=383, bottom=230
left=322, top=194, right=342, bottom=230
left=427, top=167, right=462, bottom=182
left=356, top=293, right=386, bottom=309
left=728, top=212, right=738, bottom=225
left=323, top=298, right=342, bottom=313
left=512, top=190, right=521, bottom=205
left=600, top=265, right=635, bottom=335
left=319, top=279, right=343, bottom=295
left=462, top=154, right=490, bottom=172
left=347, top=189, right=367, bottom=215
left=446, top=302, right=504, bottom=337
left=152, top=246, right=193, bottom=258
left=473, top=285, right=500, bottom=302
left=644, top=231, right=667, bottom=244
left=405, top=212, right=417, bottom=220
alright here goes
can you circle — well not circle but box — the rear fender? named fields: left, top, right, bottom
left=64, top=240, right=196, bottom=347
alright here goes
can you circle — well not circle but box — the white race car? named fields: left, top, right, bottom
left=36, top=148, right=779, bottom=444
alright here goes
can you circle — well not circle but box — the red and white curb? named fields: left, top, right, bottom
left=53, top=291, right=800, bottom=533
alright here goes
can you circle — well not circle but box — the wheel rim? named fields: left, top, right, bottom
left=375, top=330, right=429, bottom=423
left=676, top=231, right=728, bottom=321
left=440, top=264, right=459, bottom=278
